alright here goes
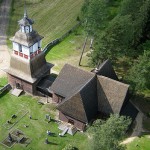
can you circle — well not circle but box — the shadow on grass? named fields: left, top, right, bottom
left=47, top=141, right=58, bottom=145
left=49, top=133, right=57, bottom=137
left=0, top=90, right=10, bottom=98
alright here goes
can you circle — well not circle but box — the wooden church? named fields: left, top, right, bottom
left=5, top=8, right=53, bottom=95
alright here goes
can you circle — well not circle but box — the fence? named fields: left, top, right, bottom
left=43, top=22, right=81, bottom=54
left=0, top=84, right=11, bottom=94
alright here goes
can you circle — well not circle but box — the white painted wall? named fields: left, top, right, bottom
left=33, top=42, right=38, bottom=52
left=22, top=46, right=30, bottom=55
left=13, top=42, right=19, bottom=51
left=30, top=25, right=32, bottom=32
left=21, top=26, right=25, bottom=33
left=38, top=40, right=42, bottom=48
left=29, top=46, right=33, bottom=54
left=25, top=26, right=30, bottom=33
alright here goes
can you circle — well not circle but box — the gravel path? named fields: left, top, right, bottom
left=0, top=0, right=12, bottom=77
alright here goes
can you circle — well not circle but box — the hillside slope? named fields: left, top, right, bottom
left=7, top=0, right=84, bottom=46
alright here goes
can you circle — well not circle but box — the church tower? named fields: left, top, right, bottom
left=6, top=7, right=53, bottom=95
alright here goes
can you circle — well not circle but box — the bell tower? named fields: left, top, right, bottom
left=6, top=6, right=53, bottom=95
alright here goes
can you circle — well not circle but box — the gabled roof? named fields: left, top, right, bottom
left=97, top=75, right=129, bottom=114
left=92, top=59, right=118, bottom=81
left=57, top=77, right=98, bottom=123
left=50, top=64, right=95, bottom=97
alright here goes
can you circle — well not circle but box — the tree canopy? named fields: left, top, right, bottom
left=82, top=0, right=150, bottom=92
left=127, top=49, right=150, bottom=91
left=88, top=114, right=131, bottom=150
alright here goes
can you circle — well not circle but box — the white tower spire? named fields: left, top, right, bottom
left=24, top=1, right=27, bottom=18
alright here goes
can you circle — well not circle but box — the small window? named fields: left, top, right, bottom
left=16, top=83, right=21, bottom=89
left=19, top=45, right=22, bottom=52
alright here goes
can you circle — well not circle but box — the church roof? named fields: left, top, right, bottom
left=97, top=75, right=129, bottom=114
left=5, top=52, right=53, bottom=83
left=10, top=30, right=44, bottom=47
left=57, top=77, right=98, bottom=123
left=50, top=64, right=95, bottom=97
left=18, top=5, right=34, bottom=26
left=91, top=59, right=118, bottom=81
left=18, top=17, right=34, bottom=26
left=51, top=62, right=136, bottom=123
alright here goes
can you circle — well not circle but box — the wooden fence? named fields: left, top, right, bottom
left=43, top=22, right=81, bottom=54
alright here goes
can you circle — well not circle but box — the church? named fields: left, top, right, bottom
left=5, top=8, right=138, bottom=131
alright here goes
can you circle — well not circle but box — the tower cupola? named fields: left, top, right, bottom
left=18, top=5, right=34, bottom=33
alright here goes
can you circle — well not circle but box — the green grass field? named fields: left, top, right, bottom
left=46, top=27, right=92, bottom=72
left=126, top=135, right=150, bottom=150
left=7, top=0, right=84, bottom=47
left=0, top=78, right=87, bottom=150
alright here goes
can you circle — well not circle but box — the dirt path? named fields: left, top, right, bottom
left=0, top=0, right=12, bottom=77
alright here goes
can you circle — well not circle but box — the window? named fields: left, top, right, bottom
left=19, top=45, right=22, bottom=52
left=16, top=83, right=21, bottom=89
left=68, top=119, right=74, bottom=125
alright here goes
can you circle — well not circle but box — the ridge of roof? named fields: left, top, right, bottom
left=98, top=75, right=129, bottom=88
left=51, top=63, right=95, bottom=97
left=57, top=76, right=96, bottom=107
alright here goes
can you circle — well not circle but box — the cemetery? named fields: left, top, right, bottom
left=0, top=85, right=87, bottom=150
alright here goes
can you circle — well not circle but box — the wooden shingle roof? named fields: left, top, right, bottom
left=97, top=75, right=129, bottom=114
left=92, top=59, right=118, bottom=81
left=5, top=52, right=53, bottom=83
left=51, top=62, right=136, bottom=123
left=57, top=77, right=98, bottom=123
left=50, top=64, right=95, bottom=97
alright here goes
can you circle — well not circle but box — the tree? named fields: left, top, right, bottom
left=82, top=0, right=150, bottom=65
left=88, top=114, right=131, bottom=150
left=90, top=15, right=134, bottom=64
left=81, top=0, right=114, bottom=35
left=127, top=49, right=150, bottom=91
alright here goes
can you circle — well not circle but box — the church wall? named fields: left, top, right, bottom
left=52, top=93, right=64, bottom=103
left=33, top=42, right=38, bottom=52
left=22, top=46, right=30, bottom=55
left=30, top=25, right=32, bottom=32
left=13, top=42, right=19, bottom=51
left=25, top=26, right=30, bottom=33
left=38, top=40, right=42, bottom=48
left=59, top=111, right=86, bottom=131
left=8, top=74, right=34, bottom=94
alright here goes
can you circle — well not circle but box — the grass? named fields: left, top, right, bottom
left=7, top=0, right=84, bottom=47
left=46, top=27, right=93, bottom=72
left=0, top=77, right=8, bottom=87
left=126, top=135, right=150, bottom=150
left=0, top=79, right=87, bottom=150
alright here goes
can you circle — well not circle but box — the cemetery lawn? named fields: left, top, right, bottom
left=0, top=80, right=87, bottom=150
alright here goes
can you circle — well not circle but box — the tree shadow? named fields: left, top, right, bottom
left=131, top=94, right=150, bottom=115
